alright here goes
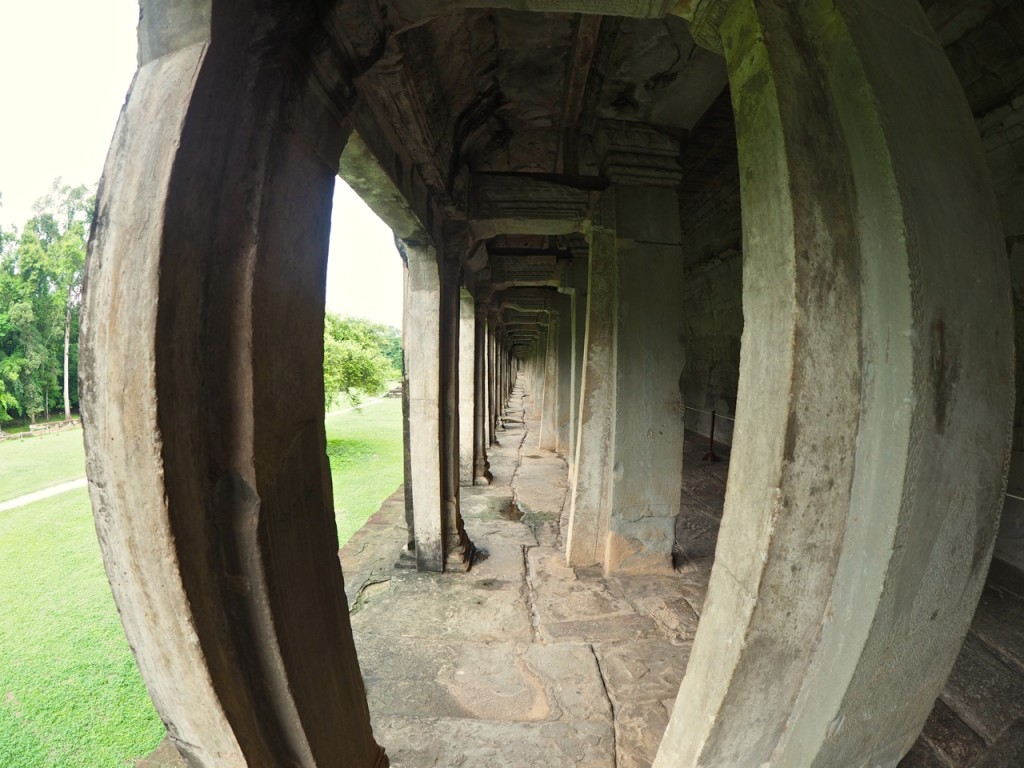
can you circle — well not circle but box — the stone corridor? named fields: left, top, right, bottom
left=340, top=379, right=699, bottom=766
left=335, top=378, right=1024, bottom=768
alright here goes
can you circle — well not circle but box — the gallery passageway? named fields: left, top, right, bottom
left=81, top=0, right=1024, bottom=765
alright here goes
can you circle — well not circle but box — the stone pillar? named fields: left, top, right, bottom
left=473, top=301, right=491, bottom=484
left=567, top=193, right=617, bottom=567
left=458, top=289, right=475, bottom=487
left=79, top=5, right=387, bottom=765
left=602, top=122, right=686, bottom=573
left=555, top=291, right=574, bottom=455
left=566, top=124, right=686, bottom=572
left=439, top=255, right=476, bottom=570
left=539, top=313, right=559, bottom=451
left=655, top=1, right=1014, bottom=765
left=405, top=243, right=445, bottom=572
left=494, top=328, right=505, bottom=434
left=487, top=315, right=497, bottom=445
left=400, top=251, right=414, bottom=552
left=568, top=248, right=589, bottom=474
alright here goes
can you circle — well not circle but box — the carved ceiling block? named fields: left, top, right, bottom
left=596, top=119, right=683, bottom=186
left=469, top=173, right=594, bottom=238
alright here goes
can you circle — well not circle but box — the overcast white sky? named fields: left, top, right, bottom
left=0, top=1, right=403, bottom=329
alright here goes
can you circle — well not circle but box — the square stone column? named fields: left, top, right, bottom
left=473, top=301, right=491, bottom=484
left=403, top=242, right=445, bottom=571
left=555, top=291, right=575, bottom=455
left=538, top=312, right=560, bottom=451
left=458, top=288, right=475, bottom=486
left=568, top=247, right=589, bottom=474
left=439, top=252, right=475, bottom=570
left=568, top=123, right=685, bottom=573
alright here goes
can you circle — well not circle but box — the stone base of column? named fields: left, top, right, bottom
left=473, top=458, right=492, bottom=486
left=444, top=537, right=477, bottom=571
left=394, top=544, right=417, bottom=570
left=445, top=497, right=477, bottom=571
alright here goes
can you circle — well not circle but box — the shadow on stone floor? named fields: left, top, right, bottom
left=140, top=387, right=1024, bottom=767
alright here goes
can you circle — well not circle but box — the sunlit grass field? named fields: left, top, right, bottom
left=326, top=398, right=404, bottom=546
left=0, top=399, right=402, bottom=766
left=0, top=429, right=85, bottom=503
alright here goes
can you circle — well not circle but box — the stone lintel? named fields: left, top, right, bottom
left=596, top=121, right=683, bottom=188
left=387, top=0, right=679, bottom=32
left=469, top=173, right=596, bottom=240
left=339, top=132, right=428, bottom=244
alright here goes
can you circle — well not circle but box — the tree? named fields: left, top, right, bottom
left=0, top=180, right=92, bottom=426
left=323, top=314, right=401, bottom=408
left=26, top=181, right=91, bottom=419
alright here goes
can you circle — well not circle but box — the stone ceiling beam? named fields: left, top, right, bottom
left=340, top=132, right=429, bottom=244
left=468, top=173, right=600, bottom=240
left=385, top=0, right=680, bottom=31
left=556, top=14, right=603, bottom=174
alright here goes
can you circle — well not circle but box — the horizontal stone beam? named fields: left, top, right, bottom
left=387, top=0, right=680, bottom=31
left=468, top=173, right=597, bottom=240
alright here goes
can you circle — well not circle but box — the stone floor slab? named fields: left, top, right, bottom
left=528, top=548, right=661, bottom=643
left=376, top=718, right=615, bottom=768
left=969, top=586, right=1024, bottom=676
left=916, top=698, right=986, bottom=767
left=941, top=633, right=1024, bottom=744
left=351, top=569, right=534, bottom=643
left=358, top=637, right=609, bottom=723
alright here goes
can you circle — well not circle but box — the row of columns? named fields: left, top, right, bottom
left=399, top=240, right=526, bottom=572
left=401, top=159, right=690, bottom=575
left=78, top=0, right=1015, bottom=764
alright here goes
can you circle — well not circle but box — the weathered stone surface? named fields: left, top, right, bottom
left=351, top=568, right=534, bottom=643
left=594, top=641, right=690, bottom=768
left=898, top=739, right=948, bottom=768
left=135, top=736, right=186, bottom=768
left=376, top=718, right=615, bottom=768
left=529, top=548, right=661, bottom=643
left=969, top=587, right=1024, bottom=676
left=357, top=637, right=610, bottom=724
left=916, top=698, right=986, bottom=768
left=974, top=720, right=1024, bottom=768
left=942, top=635, right=1024, bottom=744
left=606, top=574, right=701, bottom=644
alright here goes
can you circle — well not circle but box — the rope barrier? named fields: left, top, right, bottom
left=685, top=405, right=736, bottom=422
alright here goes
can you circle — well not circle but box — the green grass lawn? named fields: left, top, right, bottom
left=0, top=400, right=403, bottom=766
left=0, top=429, right=86, bottom=503
left=325, top=397, right=404, bottom=546
left=0, top=490, right=165, bottom=767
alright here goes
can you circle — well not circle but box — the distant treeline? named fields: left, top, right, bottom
left=0, top=180, right=402, bottom=429
left=0, top=181, right=91, bottom=430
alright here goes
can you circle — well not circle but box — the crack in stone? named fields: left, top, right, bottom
left=523, top=544, right=541, bottom=643
left=349, top=574, right=392, bottom=616
left=590, top=643, right=618, bottom=768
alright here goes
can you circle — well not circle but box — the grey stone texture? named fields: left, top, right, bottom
left=82, top=0, right=1024, bottom=765
left=338, top=382, right=701, bottom=768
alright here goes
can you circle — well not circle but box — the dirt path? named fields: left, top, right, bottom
left=0, top=477, right=87, bottom=513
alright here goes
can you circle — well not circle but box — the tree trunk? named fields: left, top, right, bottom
left=63, top=296, right=72, bottom=420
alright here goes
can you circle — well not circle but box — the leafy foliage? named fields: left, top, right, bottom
left=323, top=313, right=401, bottom=408
left=0, top=180, right=91, bottom=427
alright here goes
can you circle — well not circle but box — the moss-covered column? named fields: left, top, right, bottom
left=656, top=0, right=1013, bottom=765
